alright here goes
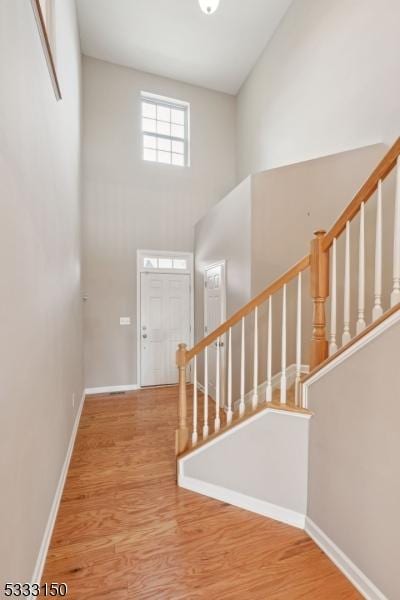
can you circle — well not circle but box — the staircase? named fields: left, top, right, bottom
left=174, top=137, right=400, bottom=458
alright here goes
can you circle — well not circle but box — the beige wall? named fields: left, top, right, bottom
left=307, top=317, right=400, bottom=599
left=82, top=57, right=236, bottom=388
left=251, top=144, right=388, bottom=374
left=0, top=0, right=82, bottom=584
left=193, top=144, right=387, bottom=395
left=194, top=178, right=252, bottom=395
left=194, top=177, right=252, bottom=337
left=251, top=144, right=386, bottom=291
left=182, top=410, right=310, bottom=519
left=236, top=0, right=400, bottom=180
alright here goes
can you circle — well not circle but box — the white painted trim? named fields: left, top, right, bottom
left=203, top=259, right=227, bottom=333
left=136, top=249, right=194, bottom=389
left=85, top=384, right=139, bottom=395
left=137, top=248, right=193, bottom=273
left=31, top=391, right=85, bottom=588
left=179, top=475, right=305, bottom=529
left=234, top=363, right=309, bottom=411
left=140, top=92, right=191, bottom=167
left=305, top=518, right=387, bottom=600
left=199, top=364, right=309, bottom=408
left=204, top=260, right=227, bottom=405
left=203, top=258, right=227, bottom=275
left=302, top=308, right=400, bottom=408
left=30, top=0, right=61, bottom=101
left=179, top=404, right=311, bottom=463
left=137, top=250, right=141, bottom=390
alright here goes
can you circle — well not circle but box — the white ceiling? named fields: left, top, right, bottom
left=76, top=0, right=293, bottom=95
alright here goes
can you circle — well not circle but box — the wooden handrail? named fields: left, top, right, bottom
left=176, top=138, right=400, bottom=457
left=323, top=137, right=400, bottom=251
left=185, top=254, right=310, bottom=364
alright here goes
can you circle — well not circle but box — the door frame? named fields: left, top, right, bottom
left=204, top=260, right=227, bottom=406
left=204, top=260, right=227, bottom=335
left=136, top=249, right=194, bottom=389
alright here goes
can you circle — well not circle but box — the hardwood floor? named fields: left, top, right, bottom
left=43, top=386, right=361, bottom=599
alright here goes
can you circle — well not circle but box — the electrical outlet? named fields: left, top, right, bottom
left=120, top=317, right=131, bottom=325
left=72, top=392, right=75, bottom=408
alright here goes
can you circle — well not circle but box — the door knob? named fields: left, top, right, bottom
left=142, top=334, right=148, bottom=339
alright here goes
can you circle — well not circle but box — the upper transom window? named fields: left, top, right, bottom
left=143, top=255, right=188, bottom=271
left=141, top=92, right=190, bottom=167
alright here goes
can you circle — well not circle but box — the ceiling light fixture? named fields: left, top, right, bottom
left=199, top=0, right=220, bottom=15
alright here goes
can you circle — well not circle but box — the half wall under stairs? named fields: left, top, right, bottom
left=179, top=407, right=310, bottom=529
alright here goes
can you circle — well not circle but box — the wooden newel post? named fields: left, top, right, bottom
left=175, top=343, right=189, bottom=456
left=310, top=230, right=329, bottom=370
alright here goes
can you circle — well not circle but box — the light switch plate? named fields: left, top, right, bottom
left=120, top=317, right=131, bottom=325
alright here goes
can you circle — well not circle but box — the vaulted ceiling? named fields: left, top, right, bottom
left=76, top=0, right=293, bottom=94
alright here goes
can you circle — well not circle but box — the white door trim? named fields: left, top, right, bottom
left=204, top=260, right=227, bottom=405
left=136, top=250, right=194, bottom=389
left=203, top=260, right=227, bottom=334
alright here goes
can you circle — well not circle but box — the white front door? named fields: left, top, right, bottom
left=204, top=263, right=226, bottom=404
left=140, top=272, right=190, bottom=387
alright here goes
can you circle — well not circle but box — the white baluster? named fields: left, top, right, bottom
left=239, top=317, right=245, bottom=416
left=295, top=273, right=302, bottom=407
left=372, top=181, right=383, bottom=321
left=215, top=337, right=221, bottom=433
left=203, top=347, right=209, bottom=439
left=342, top=221, right=351, bottom=345
left=356, top=202, right=366, bottom=334
left=329, top=238, right=338, bottom=355
left=280, top=284, right=287, bottom=404
left=252, top=307, right=259, bottom=410
left=192, top=356, right=198, bottom=446
left=265, top=296, right=273, bottom=403
left=227, top=327, right=233, bottom=425
left=391, top=158, right=400, bottom=307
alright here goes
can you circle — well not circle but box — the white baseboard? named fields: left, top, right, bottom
left=197, top=364, right=309, bottom=410
left=197, top=382, right=205, bottom=394
left=179, top=475, right=305, bottom=529
left=234, top=363, right=309, bottom=411
left=305, top=518, right=387, bottom=600
left=197, top=382, right=221, bottom=407
left=85, top=384, right=139, bottom=395
left=31, top=391, right=85, bottom=588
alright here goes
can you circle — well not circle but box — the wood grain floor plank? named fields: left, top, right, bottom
left=42, top=386, right=361, bottom=599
